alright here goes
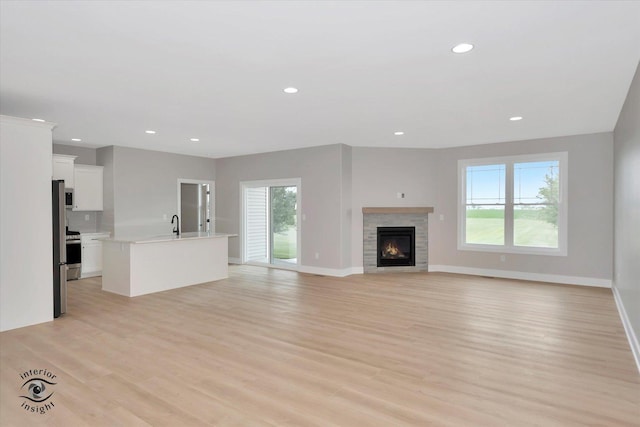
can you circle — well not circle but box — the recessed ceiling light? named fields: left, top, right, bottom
left=145, top=130, right=156, bottom=134
left=452, top=43, right=474, bottom=54
left=283, top=87, right=298, bottom=94
left=190, top=138, right=200, bottom=142
left=71, top=138, right=82, bottom=142
left=509, top=116, right=523, bottom=121
left=394, top=131, right=405, bottom=136
left=32, top=118, right=45, bottom=122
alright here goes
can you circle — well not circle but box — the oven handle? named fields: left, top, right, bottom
left=66, top=240, right=81, bottom=245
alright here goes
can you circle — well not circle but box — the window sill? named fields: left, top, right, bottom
left=458, top=243, right=567, bottom=257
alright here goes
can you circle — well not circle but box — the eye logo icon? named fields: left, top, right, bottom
left=18, top=369, right=58, bottom=415
left=20, top=378, right=55, bottom=403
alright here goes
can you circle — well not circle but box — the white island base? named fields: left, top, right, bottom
left=101, top=233, right=234, bottom=297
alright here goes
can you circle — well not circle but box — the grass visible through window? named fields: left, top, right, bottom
left=466, top=208, right=558, bottom=248
left=273, top=226, right=297, bottom=259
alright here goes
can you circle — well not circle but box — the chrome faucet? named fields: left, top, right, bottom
left=171, top=215, right=180, bottom=235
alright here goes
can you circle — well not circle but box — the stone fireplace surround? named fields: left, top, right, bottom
left=362, top=207, right=434, bottom=273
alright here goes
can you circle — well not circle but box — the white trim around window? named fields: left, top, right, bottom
left=458, top=152, right=568, bottom=256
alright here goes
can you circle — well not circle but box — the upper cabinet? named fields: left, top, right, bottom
left=52, top=154, right=77, bottom=188
left=73, top=165, right=103, bottom=211
left=53, top=154, right=104, bottom=211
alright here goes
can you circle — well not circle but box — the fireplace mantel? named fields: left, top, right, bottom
left=362, top=207, right=434, bottom=214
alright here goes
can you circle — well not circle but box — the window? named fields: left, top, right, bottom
left=458, top=152, right=567, bottom=255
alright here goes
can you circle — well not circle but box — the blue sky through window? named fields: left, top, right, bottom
left=466, top=164, right=505, bottom=204
left=514, top=161, right=558, bottom=204
left=466, top=161, right=558, bottom=205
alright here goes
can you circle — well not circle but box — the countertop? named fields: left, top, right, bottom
left=101, top=232, right=237, bottom=244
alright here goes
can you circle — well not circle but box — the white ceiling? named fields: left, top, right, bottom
left=1, top=1, right=639, bottom=158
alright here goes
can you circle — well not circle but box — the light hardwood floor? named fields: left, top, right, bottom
left=1, top=266, right=638, bottom=426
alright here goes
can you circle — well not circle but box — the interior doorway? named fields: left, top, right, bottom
left=177, top=179, right=215, bottom=233
left=241, top=179, right=301, bottom=268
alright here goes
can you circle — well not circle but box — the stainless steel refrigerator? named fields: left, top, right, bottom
left=52, top=180, right=67, bottom=317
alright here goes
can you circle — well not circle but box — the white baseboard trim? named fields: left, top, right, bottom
left=228, top=257, right=241, bottom=264
left=298, top=265, right=362, bottom=277
left=612, top=286, right=640, bottom=374
left=428, top=265, right=612, bottom=288
left=349, top=267, right=364, bottom=275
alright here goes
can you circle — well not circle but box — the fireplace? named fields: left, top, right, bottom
left=362, top=207, right=432, bottom=273
left=377, top=227, right=415, bottom=267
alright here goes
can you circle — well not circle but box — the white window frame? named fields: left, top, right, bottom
left=458, top=152, right=568, bottom=256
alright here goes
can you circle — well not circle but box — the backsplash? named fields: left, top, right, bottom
left=66, top=210, right=98, bottom=233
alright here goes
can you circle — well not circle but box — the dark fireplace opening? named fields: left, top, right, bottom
left=377, top=226, right=415, bottom=267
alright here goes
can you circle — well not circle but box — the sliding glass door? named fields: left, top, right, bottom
left=242, top=179, right=300, bottom=268
left=269, top=186, right=298, bottom=266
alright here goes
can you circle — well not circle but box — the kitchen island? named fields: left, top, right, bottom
left=101, top=232, right=236, bottom=297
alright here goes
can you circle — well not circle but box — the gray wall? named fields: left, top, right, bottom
left=430, top=133, right=614, bottom=282
left=351, top=148, right=439, bottom=268
left=340, top=145, right=353, bottom=270
left=215, top=144, right=351, bottom=270
left=96, top=146, right=115, bottom=234
left=613, top=63, right=640, bottom=351
left=351, top=139, right=613, bottom=282
left=98, top=146, right=216, bottom=237
left=60, top=130, right=615, bottom=286
left=53, top=143, right=96, bottom=165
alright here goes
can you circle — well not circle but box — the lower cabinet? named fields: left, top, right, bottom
left=81, top=233, right=109, bottom=278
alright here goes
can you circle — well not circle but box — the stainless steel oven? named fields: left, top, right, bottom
left=66, top=232, right=81, bottom=280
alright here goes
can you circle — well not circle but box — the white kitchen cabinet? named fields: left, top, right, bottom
left=81, top=233, right=109, bottom=278
left=52, top=154, right=77, bottom=188
left=73, top=165, right=103, bottom=211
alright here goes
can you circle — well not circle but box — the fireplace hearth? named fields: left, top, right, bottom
left=377, top=227, right=415, bottom=267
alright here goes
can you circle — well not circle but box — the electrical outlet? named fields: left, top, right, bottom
left=439, top=214, right=444, bottom=221
left=500, top=255, right=506, bottom=262
left=84, top=214, right=90, bottom=221
left=163, top=214, right=167, bottom=220
left=396, top=192, right=405, bottom=199
left=315, top=252, right=319, bottom=260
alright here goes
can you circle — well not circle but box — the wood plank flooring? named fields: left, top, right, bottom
left=1, top=266, right=638, bottom=426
